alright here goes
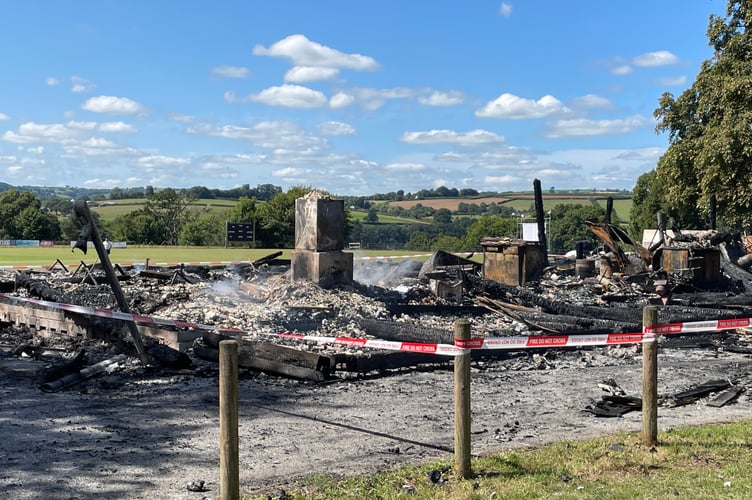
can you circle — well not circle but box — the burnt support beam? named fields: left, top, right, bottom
left=73, top=199, right=153, bottom=366
left=605, top=197, right=613, bottom=225
left=533, top=179, right=548, bottom=262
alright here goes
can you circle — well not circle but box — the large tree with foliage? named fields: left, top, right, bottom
left=654, top=1, right=752, bottom=228
left=144, top=188, right=197, bottom=245
left=0, top=189, right=61, bottom=240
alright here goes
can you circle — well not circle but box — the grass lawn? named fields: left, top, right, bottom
left=0, top=246, right=436, bottom=268
left=253, top=419, right=752, bottom=499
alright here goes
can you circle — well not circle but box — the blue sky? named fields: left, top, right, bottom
left=0, top=0, right=726, bottom=196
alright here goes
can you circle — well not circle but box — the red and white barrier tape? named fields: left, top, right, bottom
left=0, top=293, right=743, bottom=357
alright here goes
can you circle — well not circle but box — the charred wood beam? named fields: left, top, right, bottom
left=331, top=350, right=446, bottom=373
left=14, top=272, right=66, bottom=302
left=359, top=318, right=454, bottom=344
left=199, top=331, right=332, bottom=380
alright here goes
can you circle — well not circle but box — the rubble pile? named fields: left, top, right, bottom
left=2, top=226, right=752, bottom=387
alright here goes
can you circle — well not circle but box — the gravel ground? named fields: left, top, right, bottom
left=1, top=339, right=750, bottom=499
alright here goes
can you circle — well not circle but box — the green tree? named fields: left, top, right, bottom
left=144, top=188, right=197, bottom=245
left=226, top=196, right=257, bottom=222
left=462, top=216, right=517, bottom=250
left=654, top=0, right=752, bottom=227
left=109, top=209, right=166, bottom=245
left=255, top=186, right=314, bottom=248
left=0, top=189, right=61, bottom=240
left=364, top=208, right=379, bottom=224
left=549, top=204, right=608, bottom=252
left=179, top=214, right=225, bottom=246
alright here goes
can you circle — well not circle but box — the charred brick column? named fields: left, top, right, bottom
left=291, top=193, right=353, bottom=288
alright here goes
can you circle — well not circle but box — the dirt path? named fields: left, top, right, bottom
left=1, top=343, right=750, bottom=499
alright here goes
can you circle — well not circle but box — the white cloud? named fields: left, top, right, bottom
left=329, top=92, right=355, bottom=109
left=82, top=96, right=144, bottom=115
left=499, top=2, right=512, bottom=17
left=71, top=76, right=95, bottom=93
left=401, top=129, right=505, bottom=146
left=227, top=84, right=327, bottom=108
left=569, top=94, right=613, bottom=110
left=476, top=93, right=567, bottom=119
left=210, top=65, right=250, bottom=78
left=64, top=137, right=124, bottom=156
left=353, top=86, right=417, bottom=110
left=656, top=75, right=687, bottom=86
left=611, top=65, right=633, bottom=75
left=384, top=162, right=425, bottom=172
left=188, top=120, right=327, bottom=151
left=317, top=121, right=356, bottom=136
left=543, top=115, right=649, bottom=138
left=418, top=90, right=464, bottom=107
left=99, top=121, right=137, bottom=133
left=46, top=77, right=60, bottom=86
left=285, top=66, right=340, bottom=82
left=633, top=50, right=678, bottom=67
left=137, top=155, right=191, bottom=168
left=253, top=34, right=379, bottom=71
left=0, top=113, right=9, bottom=121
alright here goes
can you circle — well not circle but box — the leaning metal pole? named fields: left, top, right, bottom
left=73, top=199, right=153, bottom=366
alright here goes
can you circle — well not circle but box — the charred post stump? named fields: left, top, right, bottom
left=642, top=306, right=658, bottom=447
left=454, top=319, right=472, bottom=479
left=219, top=340, right=240, bottom=500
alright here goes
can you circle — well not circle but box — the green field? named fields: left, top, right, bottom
left=90, top=198, right=237, bottom=222
left=0, top=246, right=435, bottom=268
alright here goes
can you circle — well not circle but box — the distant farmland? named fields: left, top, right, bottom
left=383, top=194, right=632, bottom=221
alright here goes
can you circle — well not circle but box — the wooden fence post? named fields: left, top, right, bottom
left=219, top=340, right=240, bottom=500
left=454, top=319, right=472, bottom=479
left=642, top=306, right=658, bottom=447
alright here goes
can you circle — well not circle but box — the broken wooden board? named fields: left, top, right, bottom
left=198, top=331, right=332, bottom=381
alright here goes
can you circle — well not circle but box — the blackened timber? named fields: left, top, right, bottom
left=359, top=318, right=454, bottom=344
left=331, top=350, right=446, bottom=374
left=193, top=345, right=327, bottom=381
left=201, top=331, right=332, bottom=379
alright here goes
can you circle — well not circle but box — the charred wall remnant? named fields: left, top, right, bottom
left=291, top=193, right=353, bottom=288
left=480, top=238, right=546, bottom=286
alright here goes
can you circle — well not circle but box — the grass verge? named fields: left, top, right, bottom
left=249, top=420, right=752, bottom=499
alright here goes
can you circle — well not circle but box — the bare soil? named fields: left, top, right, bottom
left=1, top=340, right=750, bottom=500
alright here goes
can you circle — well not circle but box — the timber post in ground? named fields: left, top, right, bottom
left=642, top=306, right=659, bottom=446
left=219, top=340, right=240, bottom=500
left=454, top=318, right=472, bottom=479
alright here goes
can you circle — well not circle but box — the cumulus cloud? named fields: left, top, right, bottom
left=384, top=162, right=425, bottom=172
left=418, top=90, right=464, bottom=107
left=137, top=155, right=191, bottom=169
left=285, top=66, right=340, bottom=82
left=543, top=115, right=649, bottom=138
left=225, top=84, right=327, bottom=108
left=401, top=129, right=505, bottom=146
left=210, top=65, right=250, bottom=78
left=569, top=94, right=613, bottom=110
left=253, top=34, right=379, bottom=71
left=98, top=121, right=137, bottom=133
left=0, top=113, right=9, bottom=121
left=475, top=93, right=567, bottom=119
left=82, top=96, right=144, bottom=115
left=499, top=2, right=512, bottom=17
left=317, top=121, right=356, bottom=136
left=329, top=92, right=355, bottom=109
left=71, top=76, right=95, bottom=93
left=610, top=65, right=633, bottom=76
left=633, top=50, right=678, bottom=67
left=46, top=77, right=60, bottom=86
left=187, top=120, right=327, bottom=151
